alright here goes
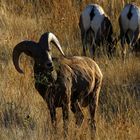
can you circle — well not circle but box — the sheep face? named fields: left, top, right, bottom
left=33, top=50, right=53, bottom=74
left=12, top=32, right=64, bottom=74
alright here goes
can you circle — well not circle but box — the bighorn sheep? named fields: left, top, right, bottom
left=12, top=32, right=103, bottom=139
left=79, top=4, right=116, bottom=58
left=119, top=3, right=140, bottom=59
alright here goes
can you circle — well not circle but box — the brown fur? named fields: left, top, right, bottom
left=39, top=56, right=103, bottom=138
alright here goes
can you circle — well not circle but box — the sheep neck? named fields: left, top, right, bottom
left=34, top=70, right=57, bottom=88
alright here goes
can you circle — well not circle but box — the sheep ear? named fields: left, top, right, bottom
left=12, top=41, right=38, bottom=73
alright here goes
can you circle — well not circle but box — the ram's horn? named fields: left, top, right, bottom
left=12, top=41, right=38, bottom=73
left=39, top=32, right=65, bottom=56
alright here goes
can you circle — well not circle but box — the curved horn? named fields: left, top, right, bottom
left=12, top=41, right=38, bottom=74
left=39, top=32, right=65, bottom=56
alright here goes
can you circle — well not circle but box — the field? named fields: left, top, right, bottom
left=0, top=0, right=140, bottom=140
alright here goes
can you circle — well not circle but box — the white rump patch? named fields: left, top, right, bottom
left=120, top=4, right=140, bottom=32
left=81, top=4, right=105, bottom=38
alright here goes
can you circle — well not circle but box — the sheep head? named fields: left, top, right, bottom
left=12, top=32, right=65, bottom=74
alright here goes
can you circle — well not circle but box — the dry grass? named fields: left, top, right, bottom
left=0, top=0, right=140, bottom=140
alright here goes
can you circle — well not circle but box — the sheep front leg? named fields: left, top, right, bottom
left=46, top=95, right=57, bottom=134
left=71, top=101, right=84, bottom=126
left=49, top=105, right=57, bottom=130
left=62, top=103, right=69, bottom=138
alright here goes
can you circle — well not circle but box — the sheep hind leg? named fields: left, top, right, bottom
left=82, top=32, right=87, bottom=56
left=130, top=28, right=139, bottom=48
left=88, top=28, right=96, bottom=59
left=88, top=98, right=97, bottom=140
left=120, top=35, right=126, bottom=61
left=88, top=79, right=102, bottom=140
left=79, top=15, right=87, bottom=56
left=71, top=101, right=84, bottom=127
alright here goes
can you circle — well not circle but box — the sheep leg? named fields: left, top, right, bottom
left=71, top=101, right=84, bottom=126
left=82, top=32, right=87, bottom=56
left=88, top=78, right=102, bottom=140
left=120, top=34, right=126, bottom=60
left=131, top=28, right=139, bottom=47
left=47, top=95, right=57, bottom=134
left=88, top=94, right=99, bottom=140
left=88, top=28, right=96, bottom=59
left=90, top=42, right=96, bottom=59
left=119, top=17, right=127, bottom=60
left=108, top=44, right=113, bottom=58
left=62, top=103, right=69, bottom=138
left=80, top=25, right=87, bottom=56
left=88, top=99, right=96, bottom=140
left=79, top=15, right=87, bottom=56
left=49, top=107, right=57, bottom=135
left=50, top=107, right=56, bottom=127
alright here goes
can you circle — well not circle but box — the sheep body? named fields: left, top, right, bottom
left=12, top=32, right=103, bottom=139
left=79, top=4, right=115, bottom=57
left=119, top=3, right=140, bottom=59
left=81, top=4, right=105, bottom=37
left=120, top=4, right=140, bottom=33
left=36, top=56, right=103, bottom=139
left=42, top=56, right=102, bottom=107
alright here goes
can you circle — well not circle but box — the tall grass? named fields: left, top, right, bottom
left=0, top=0, right=140, bottom=140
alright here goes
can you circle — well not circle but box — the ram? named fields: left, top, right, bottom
left=79, top=4, right=115, bottom=58
left=119, top=3, right=140, bottom=59
left=12, top=32, right=103, bottom=139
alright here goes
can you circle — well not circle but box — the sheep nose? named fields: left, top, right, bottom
left=47, top=63, right=52, bottom=67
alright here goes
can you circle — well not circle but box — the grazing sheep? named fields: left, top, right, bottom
left=79, top=4, right=116, bottom=58
left=12, top=32, right=103, bottom=139
left=119, top=3, right=140, bottom=59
